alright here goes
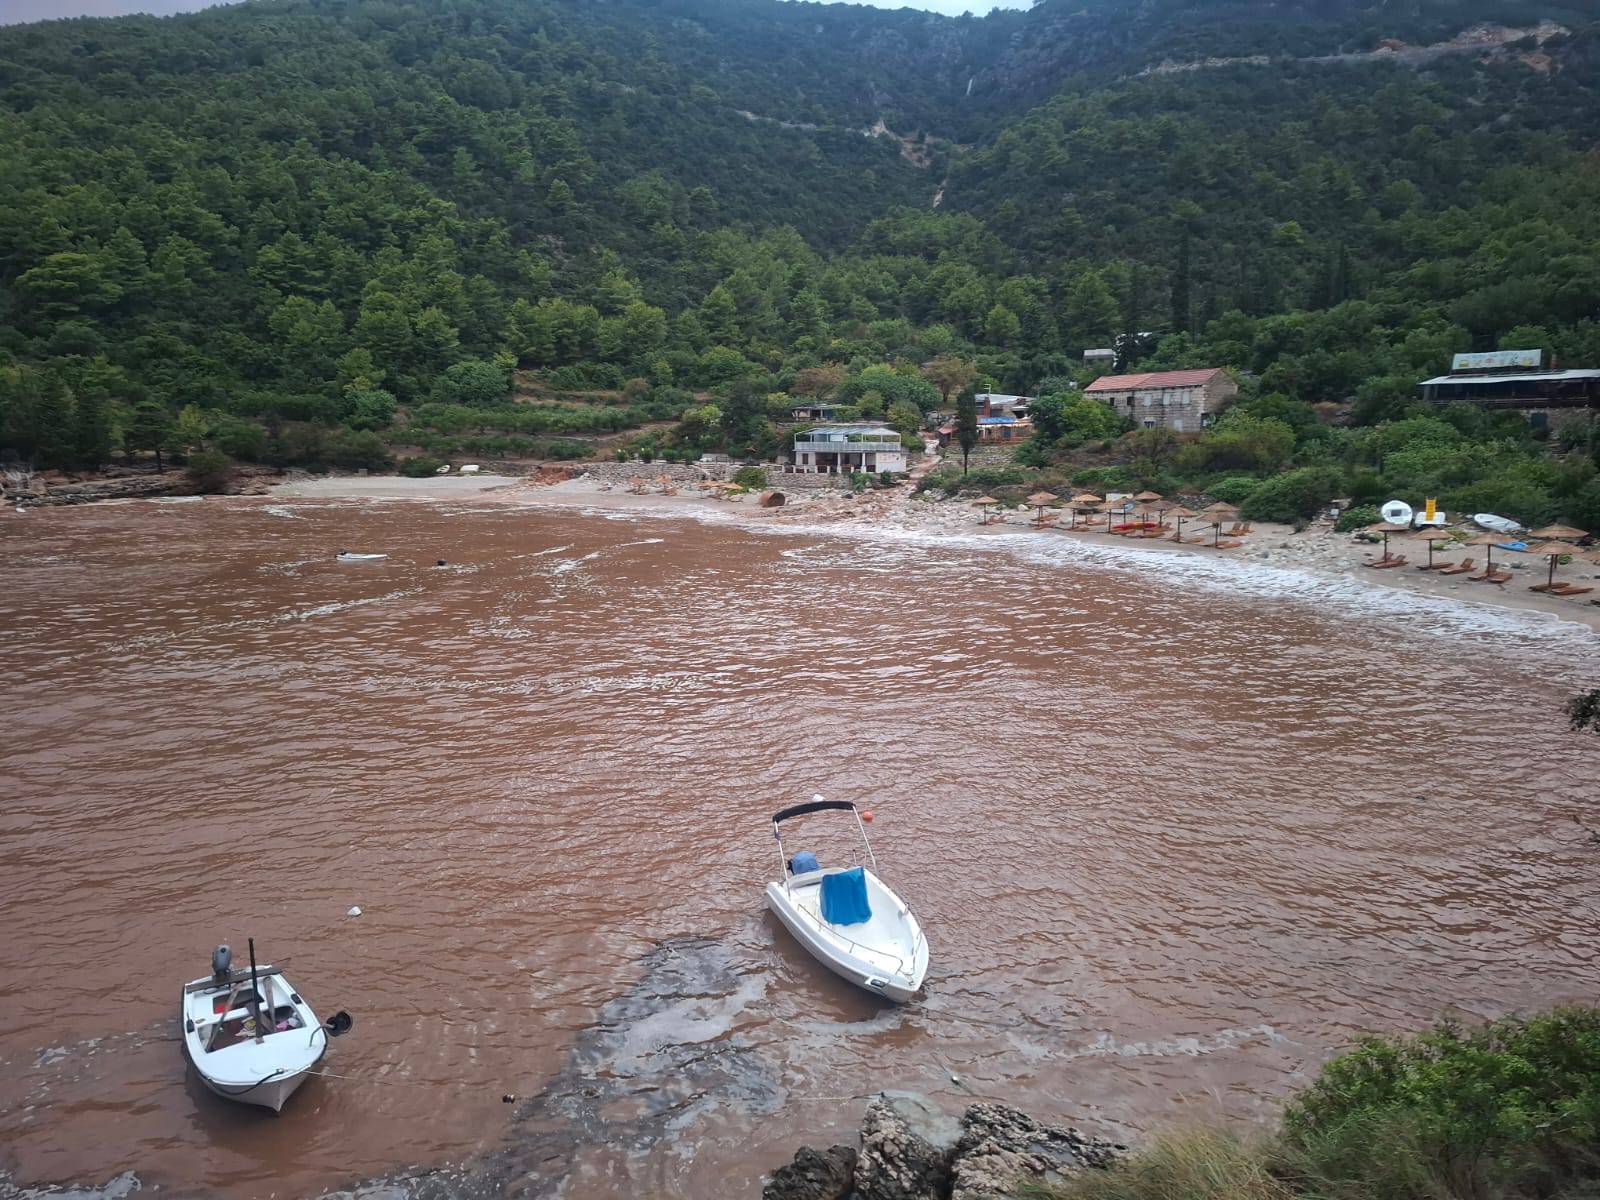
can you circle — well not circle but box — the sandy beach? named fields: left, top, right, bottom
left=268, top=469, right=1600, bottom=636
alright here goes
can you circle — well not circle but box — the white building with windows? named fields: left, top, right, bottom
left=792, top=424, right=907, bottom=474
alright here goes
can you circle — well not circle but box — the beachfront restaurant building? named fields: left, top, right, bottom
left=1418, top=352, right=1600, bottom=431
left=792, top=424, right=908, bottom=475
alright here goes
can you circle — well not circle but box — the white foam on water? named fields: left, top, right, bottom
left=262, top=505, right=306, bottom=520
left=1060, top=1024, right=1292, bottom=1062
left=279, top=588, right=420, bottom=622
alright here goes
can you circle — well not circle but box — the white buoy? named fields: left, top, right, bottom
left=347, top=905, right=362, bottom=917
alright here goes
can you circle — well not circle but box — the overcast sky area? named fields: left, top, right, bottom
left=5, top=0, right=1032, bottom=29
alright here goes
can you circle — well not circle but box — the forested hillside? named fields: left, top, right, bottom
left=2, top=0, right=1598, bottom=525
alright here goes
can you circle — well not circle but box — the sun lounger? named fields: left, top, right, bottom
left=1548, top=583, right=1594, bottom=597
left=1367, top=555, right=1408, bottom=569
left=1437, top=558, right=1475, bottom=576
left=1223, top=523, right=1251, bottom=537
left=1416, top=558, right=1457, bottom=571
left=1474, top=569, right=1511, bottom=585
left=1211, top=539, right=1244, bottom=549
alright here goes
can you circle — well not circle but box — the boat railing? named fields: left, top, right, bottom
left=806, top=909, right=908, bottom=977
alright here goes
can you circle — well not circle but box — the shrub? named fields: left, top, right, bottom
left=185, top=449, right=234, bottom=493
left=213, top=418, right=265, bottom=463
left=1335, top=503, right=1380, bottom=532
left=1238, top=466, right=1341, bottom=523
left=547, top=362, right=623, bottom=391
left=431, top=359, right=512, bottom=407
left=542, top=439, right=592, bottom=461
left=1285, top=1008, right=1600, bottom=1199
left=398, top=455, right=446, bottom=477
left=1209, top=475, right=1263, bottom=505
left=1073, top=466, right=1135, bottom=492
left=733, top=465, right=767, bottom=489
left=324, top=428, right=392, bottom=471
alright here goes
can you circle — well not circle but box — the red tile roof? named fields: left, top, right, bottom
left=1084, top=368, right=1228, bottom=393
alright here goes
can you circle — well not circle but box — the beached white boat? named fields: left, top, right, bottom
left=181, top=942, right=351, bottom=1113
left=765, top=797, right=928, bottom=1002
left=1473, top=512, right=1524, bottom=535
left=335, top=551, right=387, bottom=562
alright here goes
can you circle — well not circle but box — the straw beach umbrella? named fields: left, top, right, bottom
left=1364, top=520, right=1410, bottom=562
left=1164, top=504, right=1197, bottom=542
left=1524, top=540, right=1583, bottom=591
left=1412, top=527, right=1455, bottom=569
left=1464, top=531, right=1511, bottom=576
left=1133, top=490, right=1163, bottom=503
left=974, top=495, right=1001, bottom=525
left=1529, top=523, right=1588, bottom=542
left=1199, top=502, right=1240, bottom=547
left=1069, top=493, right=1101, bottom=530
left=1027, top=491, right=1058, bottom=526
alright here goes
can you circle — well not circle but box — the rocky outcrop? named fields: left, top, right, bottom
left=765, top=1097, right=1121, bottom=1200
left=856, top=1098, right=952, bottom=1200
left=949, top=1104, right=1119, bottom=1200
left=761, top=1145, right=857, bottom=1200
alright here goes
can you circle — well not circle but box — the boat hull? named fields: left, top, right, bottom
left=190, top=1057, right=314, bottom=1113
left=766, top=878, right=927, bottom=1002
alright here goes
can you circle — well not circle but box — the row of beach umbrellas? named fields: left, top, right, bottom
left=984, top=490, right=1244, bottom=546
left=1369, top=520, right=1597, bottom=588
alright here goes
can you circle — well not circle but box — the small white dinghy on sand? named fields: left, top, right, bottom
left=181, top=940, right=352, bottom=1113
left=766, top=797, right=928, bottom=1002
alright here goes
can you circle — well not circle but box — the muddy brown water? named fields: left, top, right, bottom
left=1, top=495, right=1597, bottom=1199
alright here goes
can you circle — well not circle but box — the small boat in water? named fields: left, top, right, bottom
left=181, top=941, right=351, bottom=1113
left=765, top=797, right=928, bottom=1002
left=335, top=550, right=388, bottom=562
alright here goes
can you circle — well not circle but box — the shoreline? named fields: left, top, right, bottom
left=265, top=471, right=1600, bottom=636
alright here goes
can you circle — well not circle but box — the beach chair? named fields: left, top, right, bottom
left=1212, top=539, right=1244, bottom=549
left=1416, top=558, right=1455, bottom=572
left=1477, top=568, right=1511, bottom=586
left=1223, top=523, right=1251, bottom=537
left=1437, top=558, right=1475, bottom=576
left=1368, top=555, right=1409, bottom=569
left=1548, top=583, right=1594, bottom=597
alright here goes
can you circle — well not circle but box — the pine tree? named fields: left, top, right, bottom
left=73, top=390, right=113, bottom=469
left=33, top=383, right=75, bottom=470
left=955, top=390, right=978, bottom=476
left=1170, top=228, right=1191, bottom=335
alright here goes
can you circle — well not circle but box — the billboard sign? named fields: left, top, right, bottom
left=1451, top=349, right=1542, bottom=372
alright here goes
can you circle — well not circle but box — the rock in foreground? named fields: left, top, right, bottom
left=766, top=1097, right=1121, bottom=1200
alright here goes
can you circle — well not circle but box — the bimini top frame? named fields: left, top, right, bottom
left=771, top=795, right=878, bottom=885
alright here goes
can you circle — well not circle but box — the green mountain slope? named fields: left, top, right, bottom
left=1, top=0, right=1598, bottom=488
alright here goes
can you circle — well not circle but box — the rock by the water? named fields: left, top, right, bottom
left=762, top=1144, right=857, bottom=1200
left=949, top=1103, right=1120, bottom=1200
left=855, top=1097, right=952, bottom=1200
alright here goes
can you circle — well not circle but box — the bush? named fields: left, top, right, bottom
left=185, top=449, right=234, bottom=493
left=324, top=428, right=392, bottom=471
left=431, top=359, right=512, bottom=407
left=1335, top=503, right=1380, bottom=532
left=1073, top=466, right=1135, bottom=492
left=213, top=418, right=265, bottom=462
left=398, top=455, right=446, bottom=477
left=1238, top=466, right=1341, bottom=523
left=542, top=439, right=592, bottom=461
left=733, top=465, right=767, bottom=489
left=1041, top=1008, right=1600, bottom=1200
left=1285, top=1008, right=1600, bottom=1199
left=547, top=362, right=623, bottom=391
left=1209, top=475, right=1263, bottom=505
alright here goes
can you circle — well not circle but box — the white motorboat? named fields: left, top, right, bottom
left=181, top=941, right=352, bottom=1113
left=765, top=797, right=928, bottom=1002
left=335, top=551, right=388, bottom=562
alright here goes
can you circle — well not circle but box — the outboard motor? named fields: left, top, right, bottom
left=211, top=944, right=232, bottom=982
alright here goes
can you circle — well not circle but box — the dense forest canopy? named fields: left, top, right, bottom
left=1, top=0, right=1598, bottom=523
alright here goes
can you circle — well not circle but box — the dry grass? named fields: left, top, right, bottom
left=1026, top=1128, right=1299, bottom=1200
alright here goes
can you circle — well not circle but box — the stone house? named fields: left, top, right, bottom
left=1084, top=368, right=1238, bottom=432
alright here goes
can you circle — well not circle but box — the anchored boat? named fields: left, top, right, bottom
left=335, top=550, right=387, bottom=562
left=181, top=940, right=352, bottom=1113
left=765, top=797, right=928, bottom=1002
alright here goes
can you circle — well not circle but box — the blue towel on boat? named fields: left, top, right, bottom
left=820, top=867, right=872, bottom=925
left=789, top=851, right=820, bottom=875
